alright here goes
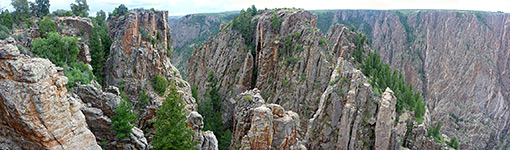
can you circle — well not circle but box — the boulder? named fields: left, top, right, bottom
left=0, top=38, right=100, bottom=149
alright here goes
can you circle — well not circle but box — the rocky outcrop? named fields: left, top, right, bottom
left=303, top=56, right=378, bottom=149
left=375, top=88, right=396, bottom=150
left=55, top=17, right=93, bottom=41
left=0, top=38, right=101, bottom=149
left=169, top=13, right=235, bottom=76
left=105, top=9, right=216, bottom=149
left=323, top=10, right=510, bottom=149
left=105, top=9, right=197, bottom=126
left=231, top=89, right=301, bottom=149
left=187, top=111, right=219, bottom=150
left=74, top=84, right=149, bottom=150
left=187, top=9, right=443, bottom=149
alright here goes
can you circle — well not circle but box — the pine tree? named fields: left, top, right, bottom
left=153, top=81, right=197, bottom=150
left=111, top=99, right=137, bottom=139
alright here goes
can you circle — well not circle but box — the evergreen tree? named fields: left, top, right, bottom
left=70, top=0, right=89, bottom=17
left=111, top=99, right=137, bottom=139
left=448, top=137, right=459, bottom=150
left=153, top=81, right=197, bottom=150
left=11, top=0, right=30, bottom=24
left=110, top=4, right=128, bottom=18
left=0, top=10, right=13, bottom=29
left=198, top=71, right=231, bottom=150
left=34, top=0, right=50, bottom=17
left=90, top=10, right=110, bottom=85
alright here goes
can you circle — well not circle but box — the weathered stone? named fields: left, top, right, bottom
left=231, top=89, right=300, bottom=150
left=0, top=38, right=100, bottom=149
left=375, top=88, right=397, bottom=150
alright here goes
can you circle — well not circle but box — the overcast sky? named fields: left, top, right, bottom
left=0, top=0, right=509, bottom=16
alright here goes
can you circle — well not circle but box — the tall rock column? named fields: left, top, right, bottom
left=375, top=88, right=397, bottom=150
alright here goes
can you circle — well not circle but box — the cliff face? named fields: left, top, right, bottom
left=169, top=13, right=236, bottom=76
left=324, top=10, right=510, bottom=149
left=105, top=10, right=217, bottom=149
left=187, top=9, right=433, bottom=149
left=0, top=38, right=101, bottom=149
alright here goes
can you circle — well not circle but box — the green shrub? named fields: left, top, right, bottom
left=428, top=121, right=442, bottom=143
left=152, top=74, right=168, bottom=96
left=319, top=38, right=327, bottom=46
left=0, top=25, right=9, bottom=40
left=137, top=88, right=149, bottom=106
left=448, top=137, right=459, bottom=150
left=285, top=57, right=299, bottom=65
left=111, top=99, right=137, bottom=139
left=38, top=17, right=56, bottom=38
left=64, top=62, right=93, bottom=88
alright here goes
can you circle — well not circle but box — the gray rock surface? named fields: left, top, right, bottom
left=0, top=38, right=101, bottom=150
left=231, top=89, right=301, bottom=149
left=375, top=88, right=396, bottom=150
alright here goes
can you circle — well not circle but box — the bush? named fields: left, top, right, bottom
left=152, top=74, right=168, bottom=96
left=448, top=137, right=459, bottom=150
left=319, top=38, right=327, bottom=46
left=109, top=4, right=128, bottom=18
left=64, top=62, right=93, bottom=88
left=271, top=10, right=282, bottom=32
left=38, top=17, right=56, bottom=38
left=428, top=121, right=442, bottom=143
left=52, top=9, right=68, bottom=16
left=111, top=99, right=137, bottom=139
left=1, top=10, right=13, bottom=29
left=137, top=88, right=149, bottom=106
left=0, top=25, right=9, bottom=40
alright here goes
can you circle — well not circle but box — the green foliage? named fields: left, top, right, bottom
left=152, top=74, right=168, bottom=96
left=111, top=99, right=137, bottom=140
left=198, top=71, right=231, bottom=150
left=319, top=38, right=327, bottom=47
left=11, top=0, right=31, bottom=24
left=354, top=32, right=425, bottom=121
left=285, top=57, right=299, bottom=66
left=89, top=11, right=111, bottom=85
left=33, top=0, right=50, bottom=17
left=137, top=88, right=149, bottom=106
left=271, top=10, right=282, bottom=32
left=0, top=25, right=9, bottom=40
left=231, top=5, right=257, bottom=51
left=110, top=4, right=128, bottom=18
left=448, top=136, right=459, bottom=150
left=38, top=17, right=56, bottom=38
left=191, top=84, right=198, bottom=100
left=153, top=81, right=198, bottom=150
left=31, top=32, right=78, bottom=66
left=428, top=121, right=442, bottom=143
left=64, top=62, right=93, bottom=88
left=0, top=10, right=13, bottom=29
left=31, top=32, right=90, bottom=87
left=70, top=0, right=89, bottom=17
left=52, top=9, right=72, bottom=16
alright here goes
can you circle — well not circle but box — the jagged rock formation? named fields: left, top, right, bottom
left=187, top=9, right=439, bottom=149
left=0, top=38, right=101, bottom=149
left=74, top=84, right=149, bottom=150
left=318, top=10, right=510, bottom=149
left=12, top=16, right=94, bottom=69
left=231, top=89, right=301, bottom=149
left=187, top=111, right=219, bottom=150
left=105, top=9, right=217, bottom=149
left=169, top=13, right=237, bottom=76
